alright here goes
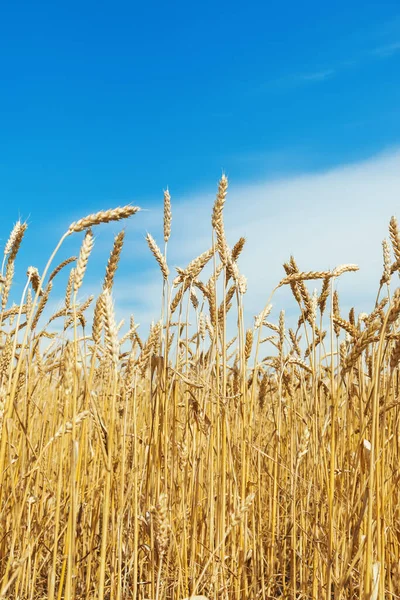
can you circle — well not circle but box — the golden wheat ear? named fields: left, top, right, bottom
left=68, top=205, right=140, bottom=233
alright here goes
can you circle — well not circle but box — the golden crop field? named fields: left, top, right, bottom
left=0, top=177, right=399, bottom=599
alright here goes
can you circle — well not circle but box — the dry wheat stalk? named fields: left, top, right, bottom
left=217, top=285, right=236, bottom=323
left=288, top=357, right=313, bottom=375
left=27, top=267, right=41, bottom=296
left=190, top=289, right=199, bottom=310
left=387, top=289, right=400, bottom=325
left=199, top=313, right=206, bottom=340
left=390, top=258, right=400, bottom=276
left=292, top=260, right=313, bottom=322
left=212, top=175, right=229, bottom=265
left=170, top=286, right=184, bottom=314
left=174, top=248, right=215, bottom=285
left=296, top=426, right=310, bottom=465
left=289, top=328, right=301, bottom=356
left=310, top=289, right=318, bottom=324
left=279, top=270, right=332, bottom=287
left=146, top=233, right=169, bottom=280
left=65, top=268, right=74, bottom=309
left=332, top=264, right=359, bottom=277
left=206, top=284, right=217, bottom=328
left=64, top=296, right=94, bottom=330
left=1, top=305, right=27, bottom=319
left=119, top=322, right=139, bottom=347
left=254, top=304, right=273, bottom=329
left=283, top=260, right=303, bottom=306
left=74, top=229, right=94, bottom=293
left=154, top=493, right=170, bottom=557
left=278, top=310, right=285, bottom=352
left=26, top=288, right=32, bottom=318
left=136, top=321, right=162, bottom=373
left=333, top=290, right=341, bottom=336
left=163, top=189, right=172, bottom=243
left=103, top=231, right=125, bottom=290
left=390, top=336, right=400, bottom=370
left=342, top=320, right=381, bottom=371
left=389, top=216, right=400, bottom=263
left=205, top=314, right=214, bottom=338
left=102, top=290, right=119, bottom=363
left=68, top=205, right=140, bottom=233
left=1, top=261, right=14, bottom=311
left=47, top=306, right=69, bottom=325
left=364, top=298, right=389, bottom=327
left=237, top=273, right=247, bottom=294
left=245, top=329, right=253, bottom=362
left=3, top=187, right=400, bottom=600
left=265, top=321, right=279, bottom=334
left=51, top=411, right=90, bottom=443
left=31, top=282, right=53, bottom=330
left=0, top=335, right=12, bottom=382
left=48, top=256, right=77, bottom=282
left=318, top=276, right=330, bottom=315
left=7, top=222, right=27, bottom=263
left=333, top=316, right=359, bottom=338
left=62, top=341, right=75, bottom=395
left=380, top=239, right=392, bottom=286
left=304, top=330, right=326, bottom=359
left=231, top=236, right=246, bottom=262
left=230, top=492, right=255, bottom=527
left=3, top=221, right=23, bottom=259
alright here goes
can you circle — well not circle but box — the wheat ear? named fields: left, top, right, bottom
left=68, top=205, right=140, bottom=234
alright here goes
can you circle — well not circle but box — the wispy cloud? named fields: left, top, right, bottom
left=371, top=41, right=400, bottom=57
left=266, top=28, right=400, bottom=92
left=296, top=69, right=335, bottom=83
left=115, top=148, right=400, bottom=334
left=265, top=68, right=336, bottom=92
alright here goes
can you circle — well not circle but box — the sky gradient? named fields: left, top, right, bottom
left=1, top=1, right=400, bottom=329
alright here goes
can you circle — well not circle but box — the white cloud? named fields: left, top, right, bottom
left=116, top=148, right=400, bottom=333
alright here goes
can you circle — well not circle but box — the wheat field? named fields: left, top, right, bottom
left=0, top=177, right=399, bottom=599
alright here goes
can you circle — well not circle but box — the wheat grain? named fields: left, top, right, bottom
left=103, top=230, right=125, bottom=290
left=380, top=239, right=392, bottom=286
left=31, top=282, right=53, bottom=330
left=68, top=205, right=140, bottom=233
left=74, top=229, right=94, bottom=293
left=332, top=263, right=359, bottom=277
left=389, top=216, right=400, bottom=263
left=174, top=248, right=215, bottom=285
left=27, top=267, right=41, bottom=296
left=146, top=233, right=169, bottom=280
left=7, top=222, right=27, bottom=263
left=212, top=174, right=229, bottom=265
left=1, top=261, right=14, bottom=311
left=102, top=290, right=119, bottom=363
left=163, top=189, right=172, bottom=243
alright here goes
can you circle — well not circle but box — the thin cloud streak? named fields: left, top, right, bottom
left=260, top=33, right=400, bottom=93
left=371, top=41, right=400, bottom=57
left=297, top=69, right=336, bottom=82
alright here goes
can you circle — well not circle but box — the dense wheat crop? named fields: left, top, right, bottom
left=0, top=180, right=400, bottom=599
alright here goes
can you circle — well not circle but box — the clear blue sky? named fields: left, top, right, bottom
left=1, top=1, right=400, bottom=325
left=1, top=1, right=400, bottom=214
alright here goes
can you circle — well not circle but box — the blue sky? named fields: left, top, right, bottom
left=1, top=1, right=400, bottom=329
